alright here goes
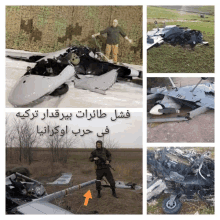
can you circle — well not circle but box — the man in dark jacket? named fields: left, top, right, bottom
left=92, top=19, right=133, bottom=63
left=89, top=140, right=118, bottom=198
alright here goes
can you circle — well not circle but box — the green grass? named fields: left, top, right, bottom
left=147, top=6, right=214, bottom=22
left=12, top=30, right=29, bottom=49
left=199, top=206, right=215, bottom=214
left=147, top=7, right=214, bottom=73
left=37, top=6, right=51, bottom=28
left=198, top=6, right=215, bottom=15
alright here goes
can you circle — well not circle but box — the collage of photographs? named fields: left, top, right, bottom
left=3, top=3, right=218, bottom=217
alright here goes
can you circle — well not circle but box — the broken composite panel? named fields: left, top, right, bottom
left=6, top=172, right=141, bottom=214
left=147, top=148, right=214, bottom=214
left=147, top=77, right=214, bottom=123
left=147, top=22, right=208, bottom=50
left=7, top=46, right=142, bottom=107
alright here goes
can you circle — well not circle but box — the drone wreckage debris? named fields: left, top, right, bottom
left=6, top=172, right=142, bottom=214
left=147, top=147, right=214, bottom=214
left=147, top=77, right=214, bottom=123
left=6, top=46, right=142, bottom=107
left=147, top=22, right=209, bottom=50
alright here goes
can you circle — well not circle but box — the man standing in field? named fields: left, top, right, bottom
left=92, top=19, right=133, bottom=64
left=89, top=140, right=118, bottom=198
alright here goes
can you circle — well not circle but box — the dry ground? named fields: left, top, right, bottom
left=6, top=148, right=142, bottom=214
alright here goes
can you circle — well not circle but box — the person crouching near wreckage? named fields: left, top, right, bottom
left=92, top=19, right=133, bottom=64
left=89, top=140, right=118, bottom=198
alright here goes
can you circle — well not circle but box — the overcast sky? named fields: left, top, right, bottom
left=6, top=110, right=142, bottom=148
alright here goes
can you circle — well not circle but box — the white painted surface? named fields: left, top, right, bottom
left=6, top=50, right=142, bottom=108
left=47, top=173, right=72, bottom=185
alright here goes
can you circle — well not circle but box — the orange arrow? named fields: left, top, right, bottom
left=84, top=190, right=92, bottom=206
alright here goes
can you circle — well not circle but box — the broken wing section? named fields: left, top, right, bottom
left=6, top=49, right=46, bottom=62
left=73, top=69, right=118, bottom=95
left=6, top=48, right=69, bottom=63
left=9, top=179, right=96, bottom=214
left=16, top=201, right=72, bottom=214
left=147, top=36, right=164, bottom=50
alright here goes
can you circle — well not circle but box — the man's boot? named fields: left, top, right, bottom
left=97, top=190, right=101, bottom=198
left=112, top=189, right=118, bottom=198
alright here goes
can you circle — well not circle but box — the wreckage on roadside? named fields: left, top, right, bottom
left=147, top=21, right=208, bottom=50
left=147, top=147, right=214, bottom=214
left=147, top=77, right=214, bottom=123
left=6, top=46, right=142, bottom=107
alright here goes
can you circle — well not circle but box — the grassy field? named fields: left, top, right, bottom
left=197, top=6, right=215, bottom=15
left=147, top=6, right=215, bottom=73
left=6, top=148, right=142, bottom=214
left=147, top=147, right=215, bottom=214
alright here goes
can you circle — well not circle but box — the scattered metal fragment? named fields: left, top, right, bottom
left=147, top=148, right=214, bottom=214
left=147, top=117, right=188, bottom=123
left=147, top=77, right=214, bottom=123
left=102, top=179, right=142, bottom=190
left=147, top=22, right=208, bottom=50
left=6, top=172, right=95, bottom=214
left=6, top=46, right=142, bottom=107
left=47, top=173, right=72, bottom=185
left=147, top=178, right=167, bottom=201
left=73, top=69, right=118, bottom=95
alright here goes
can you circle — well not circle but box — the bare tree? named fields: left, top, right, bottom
left=45, top=132, right=64, bottom=163
left=103, top=136, right=120, bottom=148
left=5, top=114, right=16, bottom=163
left=59, top=134, right=78, bottom=163
left=89, top=135, right=120, bottom=149
left=43, top=122, right=78, bottom=163
left=13, top=118, right=38, bottom=164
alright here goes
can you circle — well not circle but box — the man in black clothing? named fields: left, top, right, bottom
left=89, top=140, right=118, bottom=198
left=92, top=19, right=133, bottom=63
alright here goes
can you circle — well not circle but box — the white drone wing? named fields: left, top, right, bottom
left=16, top=201, right=72, bottom=214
